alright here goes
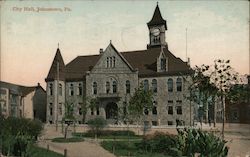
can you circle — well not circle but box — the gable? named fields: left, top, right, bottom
left=91, top=43, right=134, bottom=73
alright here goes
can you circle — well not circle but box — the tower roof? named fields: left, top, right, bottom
left=147, top=4, right=167, bottom=29
left=46, top=48, right=66, bottom=81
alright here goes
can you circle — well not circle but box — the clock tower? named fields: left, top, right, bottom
left=147, top=3, right=167, bottom=49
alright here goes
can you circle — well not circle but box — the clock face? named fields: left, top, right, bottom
left=152, top=28, right=160, bottom=36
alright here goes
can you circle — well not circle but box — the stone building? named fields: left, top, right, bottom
left=0, top=81, right=47, bottom=122
left=45, top=4, right=194, bottom=126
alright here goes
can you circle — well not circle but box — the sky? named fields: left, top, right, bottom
left=0, top=0, right=249, bottom=88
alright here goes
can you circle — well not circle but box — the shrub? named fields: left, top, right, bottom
left=174, top=128, right=228, bottom=157
left=52, top=137, right=84, bottom=143
left=136, top=131, right=176, bottom=154
left=87, top=117, right=107, bottom=137
left=0, top=117, right=43, bottom=156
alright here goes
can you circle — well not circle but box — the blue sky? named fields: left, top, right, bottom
left=0, top=0, right=249, bottom=87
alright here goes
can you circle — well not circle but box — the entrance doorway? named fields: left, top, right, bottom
left=105, top=102, right=118, bottom=120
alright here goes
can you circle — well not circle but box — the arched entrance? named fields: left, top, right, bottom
left=105, top=102, right=118, bottom=119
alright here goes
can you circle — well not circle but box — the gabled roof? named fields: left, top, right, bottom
left=62, top=47, right=190, bottom=81
left=46, top=48, right=66, bottom=81
left=147, top=4, right=167, bottom=29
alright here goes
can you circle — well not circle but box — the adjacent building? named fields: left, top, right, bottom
left=45, top=4, right=194, bottom=126
left=0, top=81, right=46, bottom=122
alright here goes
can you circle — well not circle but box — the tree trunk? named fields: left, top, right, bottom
left=222, top=95, right=225, bottom=139
left=64, top=125, right=68, bottom=139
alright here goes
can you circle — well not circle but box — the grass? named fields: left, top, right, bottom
left=73, top=130, right=142, bottom=140
left=101, top=141, right=167, bottom=157
left=52, top=137, right=84, bottom=143
left=28, top=145, right=63, bottom=157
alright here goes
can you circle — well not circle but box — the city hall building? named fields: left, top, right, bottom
left=45, top=4, right=194, bottom=126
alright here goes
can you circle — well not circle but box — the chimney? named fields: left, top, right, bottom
left=37, top=83, right=40, bottom=86
left=187, top=57, right=190, bottom=66
left=99, top=48, right=103, bottom=54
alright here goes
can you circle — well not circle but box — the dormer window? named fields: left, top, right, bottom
left=160, top=58, right=166, bottom=71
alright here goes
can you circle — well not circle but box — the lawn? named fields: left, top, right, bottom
left=72, top=130, right=142, bottom=140
left=28, top=145, right=63, bottom=157
left=52, top=137, right=84, bottom=143
left=101, top=141, right=168, bottom=157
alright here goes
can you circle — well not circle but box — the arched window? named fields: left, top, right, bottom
left=143, top=80, right=149, bottom=91
left=144, top=108, right=149, bottom=115
left=78, top=83, right=82, bottom=95
left=176, top=78, right=182, bottom=92
left=93, top=82, right=97, bottom=95
left=49, top=83, right=53, bottom=95
left=167, top=78, right=173, bottom=92
left=152, top=79, right=157, bottom=93
left=106, top=82, right=110, bottom=94
left=125, top=80, right=130, bottom=94
left=110, top=57, right=112, bottom=68
left=113, top=81, right=117, bottom=93
left=59, top=83, right=62, bottom=96
left=161, top=58, right=166, bottom=71
left=69, top=84, right=74, bottom=96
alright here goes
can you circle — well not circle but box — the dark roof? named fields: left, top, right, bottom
left=46, top=48, right=66, bottom=81
left=65, top=55, right=100, bottom=81
left=147, top=4, right=167, bottom=29
left=61, top=47, right=190, bottom=81
left=0, top=81, right=43, bottom=96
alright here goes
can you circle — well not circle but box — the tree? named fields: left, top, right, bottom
left=210, top=59, right=239, bottom=139
left=80, top=97, right=97, bottom=124
left=62, top=101, right=76, bottom=139
left=87, top=117, right=107, bottom=139
left=128, top=85, right=154, bottom=134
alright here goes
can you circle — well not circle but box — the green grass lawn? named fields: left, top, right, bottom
left=28, top=145, right=63, bottom=157
left=73, top=130, right=142, bottom=140
left=52, top=137, right=84, bottom=143
left=101, top=141, right=168, bottom=157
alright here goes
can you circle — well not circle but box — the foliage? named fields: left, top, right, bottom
left=0, top=117, right=43, bottom=156
left=52, top=137, right=84, bottom=143
left=26, top=145, right=64, bottom=157
left=136, top=132, right=176, bottom=154
left=73, top=130, right=140, bottom=139
left=87, top=117, right=107, bottom=137
left=101, top=141, right=166, bottom=157
left=80, top=97, right=97, bottom=124
left=174, top=128, right=228, bottom=157
left=128, top=85, right=154, bottom=124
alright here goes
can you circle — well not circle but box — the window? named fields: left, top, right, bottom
left=78, top=83, right=82, bottom=95
left=168, top=106, right=173, bottom=115
left=152, top=106, right=157, bottom=115
left=168, top=100, right=173, bottom=104
left=113, top=81, right=117, bottom=93
left=176, top=100, right=182, bottom=104
left=123, top=106, right=127, bottom=116
left=79, top=107, right=82, bottom=115
left=106, top=82, right=110, bottom=94
left=59, top=103, right=62, bottom=115
left=143, top=80, right=149, bottom=91
left=176, top=78, right=182, bottom=92
left=113, top=56, right=116, bottom=67
left=160, top=58, right=166, bottom=71
left=59, top=84, right=62, bottom=96
left=110, top=57, right=112, bottom=67
left=144, top=108, right=149, bottom=115
left=167, top=78, right=173, bottom=92
left=126, top=80, right=130, bottom=94
left=91, top=107, right=94, bottom=115
left=49, top=103, right=53, bottom=116
left=152, top=79, right=157, bottom=93
left=106, top=57, right=109, bottom=68
left=177, top=106, right=182, bottom=115
left=96, top=106, right=100, bottom=115
left=93, top=82, right=97, bottom=95
left=49, top=83, right=53, bottom=95
left=152, top=121, right=158, bottom=126
left=69, top=84, right=74, bottom=96
left=168, top=121, right=173, bottom=126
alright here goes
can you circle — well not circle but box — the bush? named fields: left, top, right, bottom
left=52, top=137, right=84, bottom=143
left=174, top=128, right=228, bottom=157
left=87, top=117, right=107, bottom=137
left=0, top=117, right=43, bottom=156
left=136, top=131, right=176, bottom=154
